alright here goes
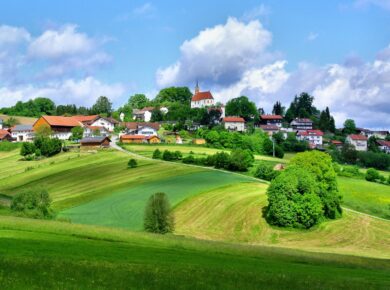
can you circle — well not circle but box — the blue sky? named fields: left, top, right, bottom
left=0, top=0, right=390, bottom=128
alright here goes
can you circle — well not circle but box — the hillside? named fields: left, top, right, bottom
left=0, top=114, right=37, bottom=125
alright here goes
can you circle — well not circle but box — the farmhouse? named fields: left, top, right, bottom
left=123, top=122, right=160, bottom=136
left=0, top=129, right=12, bottom=142
left=11, top=125, right=34, bottom=142
left=33, top=116, right=82, bottom=140
left=260, top=125, right=279, bottom=136
left=223, top=117, right=245, bottom=132
left=73, top=115, right=118, bottom=132
left=120, top=134, right=160, bottom=144
left=330, top=140, right=343, bottom=149
left=297, top=130, right=324, bottom=148
left=260, top=115, right=283, bottom=128
left=83, top=126, right=109, bottom=137
left=346, top=134, right=368, bottom=151
left=376, top=140, right=390, bottom=153
left=80, top=136, right=111, bottom=148
left=133, top=107, right=168, bottom=122
left=191, top=83, right=215, bottom=109
left=291, top=118, right=313, bottom=130
left=0, top=118, right=3, bottom=129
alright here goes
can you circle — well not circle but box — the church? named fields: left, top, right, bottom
left=190, top=82, right=215, bottom=109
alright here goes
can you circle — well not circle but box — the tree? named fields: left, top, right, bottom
left=151, top=108, right=164, bottom=122
left=155, top=87, right=192, bottom=104
left=128, top=158, right=138, bottom=168
left=343, top=119, right=356, bottom=134
left=4, top=117, right=19, bottom=127
left=152, top=149, right=162, bottom=159
left=367, top=136, right=380, bottom=152
left=11, top=187, right=52, bottom=218
left=284, top=92, right=318, bottom=123
left=253, top=162, right=279, bottom=181
left=20, top=142, right=36, bottom=157
left=225, top=96, right=258, bottom=121
left=365, top=168, right=382, bottom=182
left=91, top=96, right=112, bottom=115
left=341, top=143, right=358, bottom=164
left=34, top=97, right=55, bottom=114
left=272, top=101, right=285, bottom=116
left=144, top=192, right=174, bottom=234
left=290, top=151, right=342, bottom=219
left=35, top=124, right=52, bottom=138
left=128, top=94, right=149, bottom=109
left=266, top=167, right=323, bottom=229
left=227, top=149, right=254, bottom=171
left=71, top=126, right=84, bottom=141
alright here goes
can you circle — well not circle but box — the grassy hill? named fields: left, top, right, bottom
left=0, top=114, right=37, bottom=125
left=0, top=215, right=389, bottom=289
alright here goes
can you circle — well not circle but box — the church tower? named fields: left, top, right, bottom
left=195, top=80, right=200, bottom=94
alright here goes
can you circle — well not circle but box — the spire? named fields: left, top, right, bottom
left=195, top=80, right=200, bottom=94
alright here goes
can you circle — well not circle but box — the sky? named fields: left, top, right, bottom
left=0, top=0, right=389, bottom=128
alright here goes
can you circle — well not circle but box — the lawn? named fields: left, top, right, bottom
left=0, top=114, right=37, bottom=125
left=0, top=215, right=389, bottom=289
left=175, top=182, right=390, bottom=259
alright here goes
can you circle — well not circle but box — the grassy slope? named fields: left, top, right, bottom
left=174, top=182, right=390, bottom=259
left=0, top=114, right=37, bottom=125
left=0, top=216, right=389, bottom=290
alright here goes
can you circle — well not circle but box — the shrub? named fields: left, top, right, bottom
left=10, top=188, right=53, bottom=219
left=34, top=136, right=62, bottom=157
left=144, top=192, right=174, bottom=234
left=266, top=167, right=323, bottom=229
left=162, top=150, right=173, bottom=161
left=128, top=158, right=137, bottom=168
left=20, top=142, right=36, bottom=157
left=365, top=168, right=383, bottom=182
left=290, top=151, right=342, bottom=219
left=253, top=162, right=279, bottom=181
left=227, top=149, right=254, bottom=171
left=152, top=149, right=162, bottom=159
left=338, top=165, right=362, bottom=178
left=213, top=152, right=230, bottom=169
left=174, top=151, right=182, bottom=160
left=182, top=155, right=196, bottom=164
left=358, top=151, right=390, bottom=170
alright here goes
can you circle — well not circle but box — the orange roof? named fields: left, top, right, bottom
left=86, top=125, right=106, bottom=131
left=0, top=129, right=10, bottom=139
left=191, top=91, right=214, bottom=101
left=297, top=130, right=324, bottom=136
left=40, top=116, right=81, bottom=127
left=120, top=135, right=146, bottom=140
left=260, top=114, right=283, bottom=120
left=331, top=140, right=343, bottom=145
left=72, top=115, right=99, bottom=123
left=348, top=134, right=368, bottom=141
left=223, top=117, right=245, bottom=123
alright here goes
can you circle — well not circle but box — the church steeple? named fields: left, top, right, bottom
left=195, top=80, right=200, bottom=94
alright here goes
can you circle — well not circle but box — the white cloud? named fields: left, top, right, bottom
left=133, top=3, right=156, bottom=16
left=0, top=25, right=31, bottom=47
left=0, top=77, right=126, bottom=107
left=242, top=4, right=271, bottom=21
left=156, top=17, right=274, bottom=88
left=306, top=32, right=319, bottom=42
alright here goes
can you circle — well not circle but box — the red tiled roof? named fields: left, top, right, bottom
left=377, top=140, right=390, bottom=147
left=297, top=130, right=324, bottom=136
left=0, top=129, right=10, bottom=139
left=348, top=134, right=368, bottom=141
left=40, top=116, right=81, bottom=127
left=72, top=115, right=99, bottom=123
left=260, top=125, right=279, bottom=131
left=191, top=91, right=214, bottom=101
left=331, top=140, right=343, bottom=145
left=260, top=114, right=283, bottom=120
left=223, top=117, right=245, bottom=123
left=120, top=135, right=146, bottom=140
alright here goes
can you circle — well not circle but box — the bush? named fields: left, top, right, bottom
left=20, top=142, right=36, bottom=157
left=213, top=152, right=230, bottom=169
left=266, top=167, right=323, bottom=229
left=358, top=151, right=390, bottom=170
left=34, top=136, right=62, bottom=157
left=10, top=188, right=53, bottom=219
left=182, top=155, right=196, bottom=164
left=128, top=158, right=137, bottom=168
left=152, top=149, right=162, bottom=159
left=365, top=168, right=383, bottom=182
left=143, top=192, right=174, bottom=234
left=338, top=165, right=362, bottom=178
left=162, top=150, right=173, bottom=161
left=253, top=162, right=279, bottom=181
left=227, top=149, right=254, bottom=171
left=290, top=151, right=342, bottom=219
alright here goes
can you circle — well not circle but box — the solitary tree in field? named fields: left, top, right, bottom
left=71, top=126, right=84, bottom=141
left=144, top=192, right=174, bottom=234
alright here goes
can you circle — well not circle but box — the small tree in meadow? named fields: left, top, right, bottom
left=128, top=158, right=137, bottom=168
left=144, top=192, right=174, bottom=234
left=11, top=187, right=53, bottom=219
left=152, top=149, right=162, bottom=159
left=71, top=126, right=84, bottom=141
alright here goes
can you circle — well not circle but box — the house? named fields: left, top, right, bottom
left=73, top=115, right=118, bottom=132
left=193, top=138, right=206, bottom=145
left=260, top=115, right=283, bottom=128
left=120, top=134, right=160, bottom=144
left=356, top=128, right=373, bottom=138
left=0, top=118, right=3, bottom=129
left=376, top=140, right=390, bottom=154
left=80, top=136, right=111, bottom=148
left=372, top=130, right=389, bottom=139
left=0, top=129, right=12, bottom=142
left=133, top=107, right=168, bottom=122
left=291, top=118, right=313, bottom=130
left=33, top=116, right=82, bottom=140
left=123, top=122, right=160, bottom=136
left=223, top=117, right=245, bottom=132
left=260, top=125, right=280, bottom=136
left=190, top=83, right=215, bottom=109
left=346, top=134, right=368, bottom=151
left=297, top=130, right=324, bottom=148
left=330, top=140, right=343, bottom=149
left=11, top=125, right=34, bottom=142
left=83, top=126, right=109, bottom=137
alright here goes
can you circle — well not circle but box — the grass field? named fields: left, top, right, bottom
left=0, top=114, right=37, bottom=125
left=174, top=182, right=390, bottom=259
left=0, top=216, right=389, bottom=289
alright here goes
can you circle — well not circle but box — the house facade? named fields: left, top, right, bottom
left=260, top=125, right=279, bottom=136
left=33, top=116, right=82, bottom=140
left=377, top=140, right=390, bottom=154
left=260, top=115, right=283, bottom=128
left=223, top=117, right=245, bottom=132
left=297, top=130, right=324, bottom=148
left=291, top=118, right=313, bottom=130
left=83, top=126, right=109, bottom=137
left=80, top=136, right=111, bottom=148
left=346, top=134, right=368, bottom=151
left=0, top=118, right=3, bottom=129
left=120, top=134, right=160, bottom=144
left=11, top=125, right=34, bottom=142
left=190, top=83, right=215, bottom=109
left=123, top=122, right=160, bottom=136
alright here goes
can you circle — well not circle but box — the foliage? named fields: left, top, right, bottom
left=162, top=150, right=182, bottom=161
left=358, top=151, right=390, bottom=170
left=20, top=142, right=36, bottom=157
left=263, top=137, right=285, bottom=158
left=71, top=126, right=84, bottom=141
left=318, top=107, right=336, bottom=133
left=152, top=149, right=162, bottom=159
left=0, top=141, right=20, bottom=152
left=282, top=132, right=309, bottom=152
left=367, top=136, right=380, bottom=152
left=338, top=165, right=363, bottom=178
left=3, top=116, right=20, bottom=127
left=253, top=162, right=279, bottom=181
left=1, top=98, right=55, bottom=117
left=154, top=87, right=192, bottom=105
left=290, top=151, right=342, bottom=219
left=128, top=159, right=138, bottom=168
left=128, top=94, right=149, bottom=109
left=365, top=168, right=383, bottom=182
left=272, top=101, right=285, bottom=116
left=340, top=143, right=358, bottom=164
left=343, top=119, right=356, bottom=134
left=10, top=187, right=52, bottom=218
left=35, top=124, right=52, bottom=138
left=284, top=92, right=318, bottom=123
left=266, top=167, right=323, bottom=229
left=225, top=96, right=258, bottom=121
left=33, top=136, right=62, bottom=157
left=91, top=96, right=112, bottom=115
left=144, top=192, right=174, bottom=234
left=151, top=108, right=164, bottom=122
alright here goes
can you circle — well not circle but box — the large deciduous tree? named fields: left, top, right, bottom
left=91, top=96, right=112, bottom=116
left=154, top=87, right=193, bottom=104
left=144, top=192, right=174, bottom=234
left=128, top=94, right=149, bottom=109
left=225, top=96, right=258, bottom=121
left=343, top=119, right=357, bottom=134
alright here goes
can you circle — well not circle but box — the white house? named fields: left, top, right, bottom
left=83, top=126, right=109, bottom=137
left=11, top=125, right=34, bottom=142
left=191, top=83, right=215, bottom=109
left=0, top=118, right=3, bottom=129
left=346, top=134, right=368, bottom=151
left=123, top=122, right=160, bottom=136
left=291, top=118, right=313, bottom=130
left=297, top=130, right=324, bottom=148
left=223, top=117, right=245, bottom=132
left=377, top=140, right=390, bottom=154
left=90, top=117, right=117, bottom=132
left=260, top=125, right=280, bottom=136
left=260, top=115, right=283, bottom=128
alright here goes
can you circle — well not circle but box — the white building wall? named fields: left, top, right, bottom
left=346, top=137, right=367, bottom=151
left=91, top=118, right=115, bottom=132
left=224, top=122, right=245, bottom=132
